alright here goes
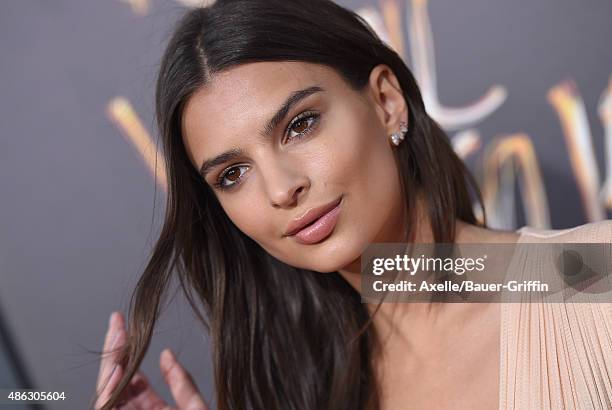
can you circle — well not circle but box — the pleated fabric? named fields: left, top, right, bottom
left=500, top=220, right=612, bottom=410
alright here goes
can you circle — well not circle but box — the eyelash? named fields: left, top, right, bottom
left=212, top=111, right=321, bottom=191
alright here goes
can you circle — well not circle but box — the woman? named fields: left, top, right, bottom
left=94, top=0, right=612, bottom=409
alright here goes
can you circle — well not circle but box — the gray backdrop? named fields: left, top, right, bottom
left=1, top=0, right=611, bottom=409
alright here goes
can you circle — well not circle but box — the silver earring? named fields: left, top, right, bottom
left=390, top=121, right=409, bottom=146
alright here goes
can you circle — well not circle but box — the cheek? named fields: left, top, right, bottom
left=324, top=105, right=397, bottom=195
left=220, top=193, right=270, bottom=240
left=219, top=188, right=289, bottom=261
left=324, top=104, right=403, bottom=243
left=214, top=103, right=402, bottom=271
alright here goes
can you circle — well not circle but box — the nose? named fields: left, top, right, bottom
left=263, top=160, right=310, bottom=208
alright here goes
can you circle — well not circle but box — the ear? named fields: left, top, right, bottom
left=367, top=64, right=408, bottom=136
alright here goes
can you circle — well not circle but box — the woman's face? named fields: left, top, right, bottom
left=182, top=61, right=408, bottom=273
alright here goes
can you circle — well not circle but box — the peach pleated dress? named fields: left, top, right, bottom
left=499, top=220, right=612, bottom=409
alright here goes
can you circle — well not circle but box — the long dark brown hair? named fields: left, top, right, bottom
left=95, top=0, right=485, bottom=408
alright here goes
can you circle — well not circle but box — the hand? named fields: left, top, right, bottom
left=95, top=311, right=209, bottom=410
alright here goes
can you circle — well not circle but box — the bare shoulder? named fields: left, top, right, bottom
left=455, top=220, right=521, bottom=244
left=518, top=220, right=612, bottom=243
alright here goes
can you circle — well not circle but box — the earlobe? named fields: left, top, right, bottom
left=389, top=121, right=409, bottom=146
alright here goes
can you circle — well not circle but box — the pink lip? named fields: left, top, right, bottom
left=289, top=197, right=343, bottom=245
left=285, top=196, right=343, bottom=236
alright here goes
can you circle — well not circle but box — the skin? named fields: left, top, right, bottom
left=95, top=311, right=208, bottom=409
left=364, top=220, right=520, bottom=409
left=96, top=61, right=520, bottom=409
left=182, top=61, right=408, bottom=274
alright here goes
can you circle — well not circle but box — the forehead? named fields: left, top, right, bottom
left=181, top=61, right=346, bottom=167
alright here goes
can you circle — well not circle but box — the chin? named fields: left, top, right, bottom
left=308, top=245, right=363, bottom=274
left=282, top=252, right=353, bottom=274
left=312, top=262, right=344, bottom=273
left=272, top=233, right=364, bottom=273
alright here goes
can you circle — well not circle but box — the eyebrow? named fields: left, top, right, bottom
left=199, top=85, right=325, bottom=179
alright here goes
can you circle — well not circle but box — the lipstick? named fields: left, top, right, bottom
left=291, top=198, right=342, bottom=244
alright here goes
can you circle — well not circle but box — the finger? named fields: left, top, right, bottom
left=96, top=312, right=126, bottom=398
left=97, top=312, right=125, bottom=391
left=160, top=348, right=209, bottom=410
left=95, top=362, right=123, bottom=409
left=118, top=371, right=169, bottom=410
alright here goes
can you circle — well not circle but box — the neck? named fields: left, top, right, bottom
left=337, top=195, right=433, bottom=292
left=337, top=204, right=521, bottom=348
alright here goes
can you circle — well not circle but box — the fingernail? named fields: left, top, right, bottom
left=108, top=312, right=117, bottom=328
left=161, top=348, right=174, bottom=368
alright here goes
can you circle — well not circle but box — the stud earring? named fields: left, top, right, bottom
left=390, top=121, right=409, bottom=146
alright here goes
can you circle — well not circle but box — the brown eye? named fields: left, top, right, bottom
left=226, top=168, right=240, bottom=182
left=292, top=118, right=309, bottom=134
left=286, top=111, right=320, bottom=141
left=215, top=164, right=249, bottom=190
